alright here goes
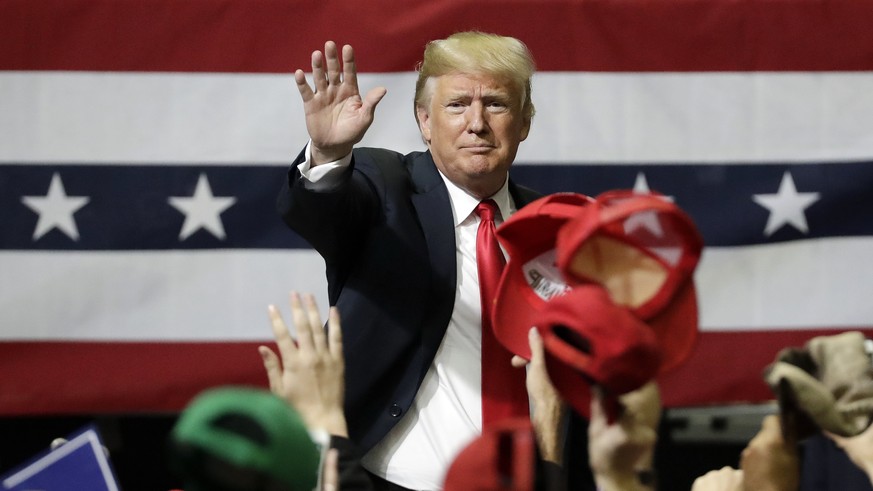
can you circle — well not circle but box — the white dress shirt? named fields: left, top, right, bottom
left=298, top=144, right=520, bottom=490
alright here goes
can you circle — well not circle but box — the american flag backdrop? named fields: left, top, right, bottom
left=2, top=0, right=873, bottom=415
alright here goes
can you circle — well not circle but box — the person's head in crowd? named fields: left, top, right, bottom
left=413, top=31, right=536, bottom=199
left=168, top=386, right=322, bottom=491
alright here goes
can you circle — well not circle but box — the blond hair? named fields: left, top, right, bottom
left=414, top=31, right=536, bottom=124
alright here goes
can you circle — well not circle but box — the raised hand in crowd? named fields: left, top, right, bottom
left=258, top=291, right=348, bottom=437
left=512, top=327, right=567, bottom=464
left=588, top=382, right=661, bottom=491
left=826, top=422, right=873, bottom=485
left=295, top=41, right=387, bottom=165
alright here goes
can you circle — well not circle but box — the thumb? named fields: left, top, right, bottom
left=528, top=327, right=546, bottom=369
left=362, top=87, right=387, bottom=114
left=511, top=355, right=529, bottom=368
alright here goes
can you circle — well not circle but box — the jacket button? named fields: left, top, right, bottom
left=389, top=404, right=403, bottom=417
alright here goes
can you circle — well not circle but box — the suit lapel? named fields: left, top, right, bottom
left=508, top=178, right=543, bottom=209
left=410, top=152, right=458, bottom=366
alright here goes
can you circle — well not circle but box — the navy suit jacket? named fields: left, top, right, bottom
left=277, top=146, right=542, bottom=452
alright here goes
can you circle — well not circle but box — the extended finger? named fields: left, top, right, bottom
left=341, top=44, right=358, bottom=90
left=327, top=306, right=343, bottom=360
left=290, top=291, right=316, bottom=353
left=311, top=49, right=327, bottom=94
left=258, top=346, right=283, bottom=395
left=528, top=327, right=546, bottom=371
left=322, top=448, right=340, bottom=491
left=511, top=355, right=529, bottom=368
left=589, top=387, right=607, bottom=429
left=294, top=69, right=314, bottom=102
left=304, top=293, right=328, bottom=353
left=325, top=41, right=341, bottom=86
left=268, top=304, right=298, bottom=361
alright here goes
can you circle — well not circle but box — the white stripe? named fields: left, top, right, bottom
left=697, top=237, right=873, bottom=331
left=0, top=250, right=328, bottom=341
left=1, top=238, right=870, bottom=340
left=3, top=71, right=873, bottom=164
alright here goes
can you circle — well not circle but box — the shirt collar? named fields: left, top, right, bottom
left=437, top=170, right=514, bottom=227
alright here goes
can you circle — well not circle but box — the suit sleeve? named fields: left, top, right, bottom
left=276, top=146, right=382, bottom=265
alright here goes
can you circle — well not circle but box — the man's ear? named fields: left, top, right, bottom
left=520, top=116, right=531, bottom=142
left=416, top=105, right=432, bottom=143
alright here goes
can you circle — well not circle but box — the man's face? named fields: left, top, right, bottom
left=416, top=73, right=531, bottom=199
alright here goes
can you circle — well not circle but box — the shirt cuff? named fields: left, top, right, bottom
left=298, top=141, right=353, bottom=191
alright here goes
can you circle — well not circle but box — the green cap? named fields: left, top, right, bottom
left=170, top=386, right=321, bottom=491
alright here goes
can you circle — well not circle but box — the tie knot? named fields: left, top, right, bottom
left=475, top=199, right=499, bottom=222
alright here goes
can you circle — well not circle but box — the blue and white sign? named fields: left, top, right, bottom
left=1, top=424, right=120, bottom=491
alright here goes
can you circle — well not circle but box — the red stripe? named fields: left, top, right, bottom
left=660, top=328, right=873, bottom=407
left=0, top=341, right=268, bottom=415
left=3, top=329, right=872, bottom=414
left=3, top=0, right=873, bottom=72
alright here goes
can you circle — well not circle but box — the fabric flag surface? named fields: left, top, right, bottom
left=2, top=0, right=873, bottom=414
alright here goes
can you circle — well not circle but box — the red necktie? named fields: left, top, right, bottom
left=475, top=200, right=529, bottom=428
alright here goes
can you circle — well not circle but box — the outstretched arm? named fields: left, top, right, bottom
left=295, top=41, right=387, bottom=165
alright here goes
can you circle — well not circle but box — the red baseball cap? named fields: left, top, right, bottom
left=537, top=285, right=662, bottom=421
left=493, top=193, right=595, bottom=359
left=443, top=418, right=536, bottom=491
left=555, top=190, right=703, bottom=373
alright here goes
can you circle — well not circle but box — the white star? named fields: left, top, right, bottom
left=168, top=173, right=237, bottom=240
left=624, top=210, right=666, bottom=238
left=624, top=172, right=673, bottom=237
left=753, top=171, right=820, bottom=236
left=21, top=173, right=90, bottom=241
left=632, top=172, right=674, bottom=201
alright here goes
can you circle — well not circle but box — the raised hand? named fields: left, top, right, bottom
left=588, top=382, right=661, bottom=491
left=511, top=327, right=566, bottom=464
left=258, top=291, right=347, bottom=437
left=295, top=41, right=387, bottom=165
